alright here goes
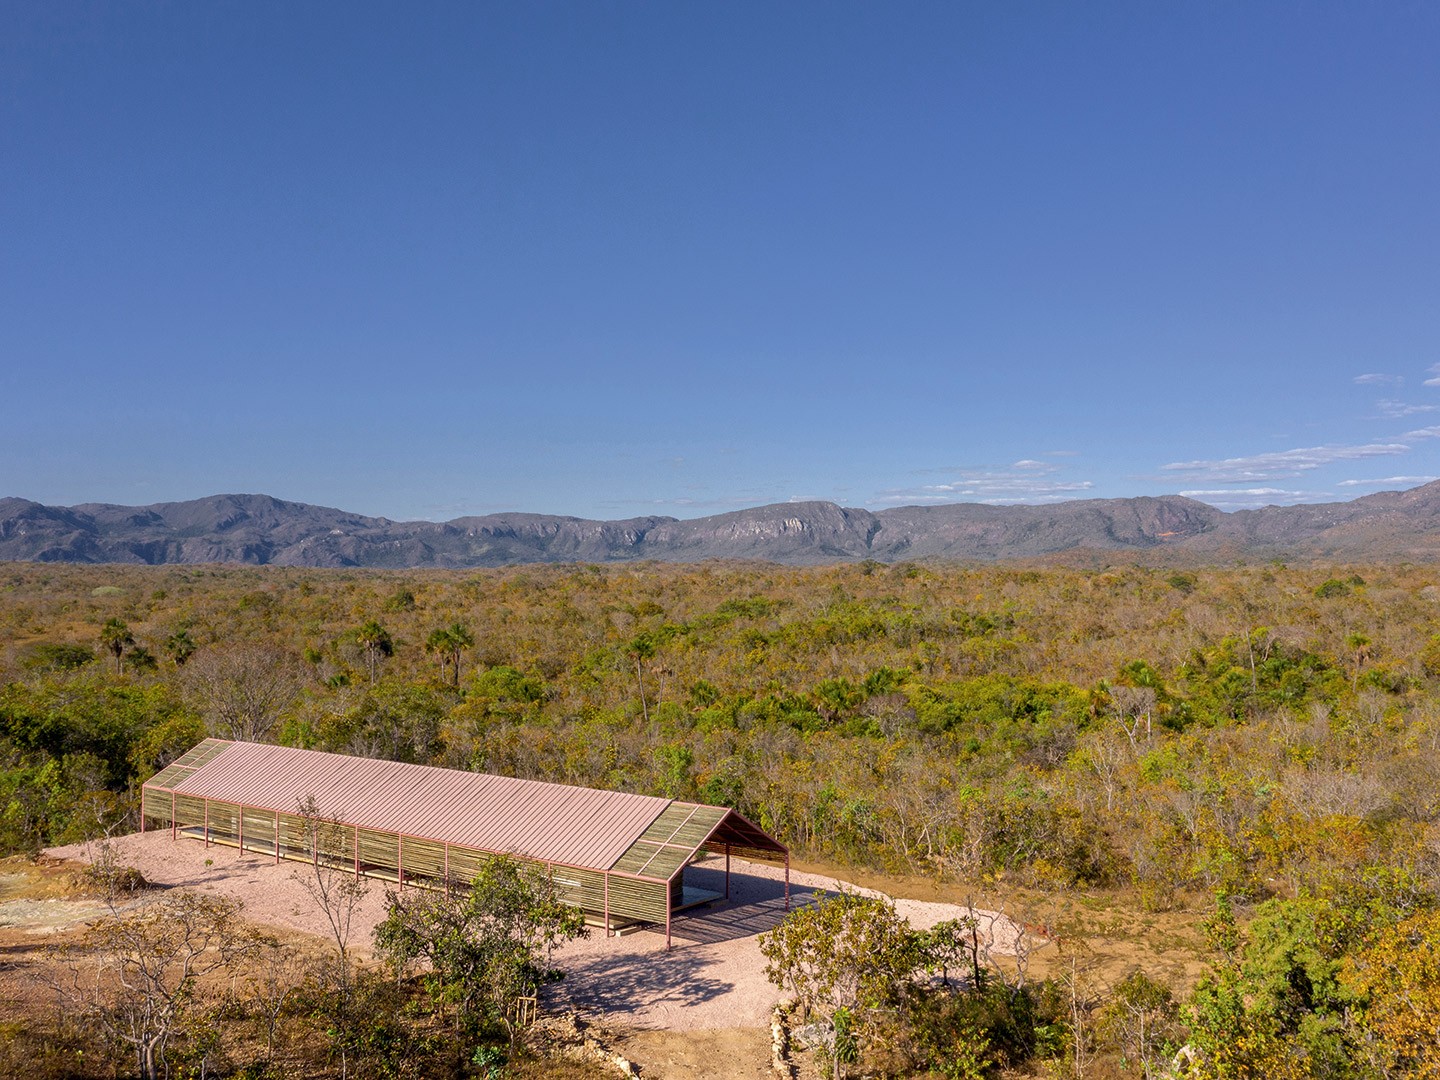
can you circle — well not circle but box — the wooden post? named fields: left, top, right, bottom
left=604, top=873, right=611, bottom=937
left=725, top=843, right=730, bottom=900
left=238, top=806, right=244, bottom=853
left=204, top=801, right=210, bottom=848
left=398, top=834, right=404, bottom=892
left=666, top=894, right=672, bottom=950
left=170, top=791, right=176, bottom=840
left=273, top=811, right=279, bottom=864
left=354, top=824, right=360, bottom=879
left=784, top=852, right=790, bottom=910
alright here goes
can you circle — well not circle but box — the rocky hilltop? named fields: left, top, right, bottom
left=4, top=483, right=1440, bottom=567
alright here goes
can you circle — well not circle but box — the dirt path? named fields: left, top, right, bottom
left=611, top=1028, right=775, bottom=1080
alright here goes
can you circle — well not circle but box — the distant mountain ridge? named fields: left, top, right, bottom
left=6, top=484, right=1440, bottom=566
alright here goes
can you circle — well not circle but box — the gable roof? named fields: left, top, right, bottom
left=144, top=739, right=785, bottom=880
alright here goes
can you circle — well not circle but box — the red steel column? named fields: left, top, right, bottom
left=170, top=792, right=176, bottom=840
left=204, top=801, right=210, bottom=848
left=725, top=843, right=730, bottom=900
left=398, top=834, right=404, bottom=892
left=354, top=824, right=360, bottom=879
left=604, top=873, right=611, bottom=937
left=784, top=852, right=790, bottom=910
left=273, top=811, right=279, bottom=864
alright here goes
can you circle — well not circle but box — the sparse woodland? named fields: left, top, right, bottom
left=3, top=557, right=1440, bottom=1078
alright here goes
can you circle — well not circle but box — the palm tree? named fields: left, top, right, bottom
left=425, top=627, right=454, bottom=684
left=163, top=629, right=196, bottom=667
left=355, top=620, right=394, bottom=685
left=99, top=618, right=134, bottom=674
left=125, top=646, right=159, bottom=673
left=627, top=633, right=656, bottom=724
left=444, top=622, right=474, bottom=688
left=1347, top=632, right=1373, bottom=691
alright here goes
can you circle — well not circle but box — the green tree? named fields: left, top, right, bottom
left=161, top=629, right=196, bottom=667
left=1096, top=972, right=1181, bottom=1080
left=627, top=633, right=656, bottom=723
left=443, top=622, right=475, bottom=687
left=373, top=855, right=587, bottom=1040
left=1180, top=893, right=1371, bottom=1080
left=426, top=622, right=475, bottom=688
left=125, top=645, right=158, bottom=673
left=426, top=626, right=455, bottom=684
left=759, top=891, right=923, bottom=1077
left=0, top=756, right=68, bottom=853
left=99, top=618, right=134, bottom=674
left=1345, top=633, right=1373, bottom=692
left=323, top=681, right=446, bottom=764
left=19, top=641, right=96, bottom=672
left=813, top=678, right=864, bottom=725
left=354, top=620, right=394, bottom=685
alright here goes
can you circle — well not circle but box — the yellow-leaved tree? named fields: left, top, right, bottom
left=1344, top=908, right=1440, bottom=1080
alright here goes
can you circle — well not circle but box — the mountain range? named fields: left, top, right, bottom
left=6, top=483, right=1440, bottom=567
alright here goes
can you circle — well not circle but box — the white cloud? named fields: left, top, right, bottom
left=1336, top=476, right=1438, bottom=488
left=1179, top=488, right=1308, bottom=497
left=1375, top=400, right=1438, bottom=419
left=422, top=500, right=517, bottom=518
left=1160, top=442, right=1410, bottom=483
left=1423, top=363, right=1440, bottom=387
left=1355, top=373, right=1403, bottom=385
left=1179, top=488, right=1332, bottom=510
left=601, top=493, right=769, bottom=512
left=1404, top=426, right=1440, bottom=439
left=878, top=462, right=1095, bottom=505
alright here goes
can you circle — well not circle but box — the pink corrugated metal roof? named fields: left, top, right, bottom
left=161, top=741, right=672, bottom=874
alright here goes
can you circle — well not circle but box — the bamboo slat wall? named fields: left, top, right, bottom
left=401, top=836, right=446, bottom=879
left=243, top=807, right=276, bottom=852
left=706, top=842, right=786, bottom=864
left=357, top=826, right=398, bottom=871
left=605, top=873, right=669, bottom=923
left=145, top=793, right=671, bottom=924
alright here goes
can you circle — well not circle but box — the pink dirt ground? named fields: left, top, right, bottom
left=47, top=831, right=1027, bottom=1033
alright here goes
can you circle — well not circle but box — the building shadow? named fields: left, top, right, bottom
left=550, top=944, right=735, bottom=1013
left=643, top=865, right=835, bottom=946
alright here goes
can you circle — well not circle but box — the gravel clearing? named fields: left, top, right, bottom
left=47, top=831, right=1031, bottom=1032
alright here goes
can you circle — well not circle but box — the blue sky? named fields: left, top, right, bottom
left=2, top=2, right=1438, bottom=521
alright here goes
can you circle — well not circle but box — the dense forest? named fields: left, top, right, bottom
left=3, top=558, right=1439, bottom=1077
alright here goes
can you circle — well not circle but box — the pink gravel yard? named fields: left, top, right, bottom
left=47, top=831, right=1030, bottom=1035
